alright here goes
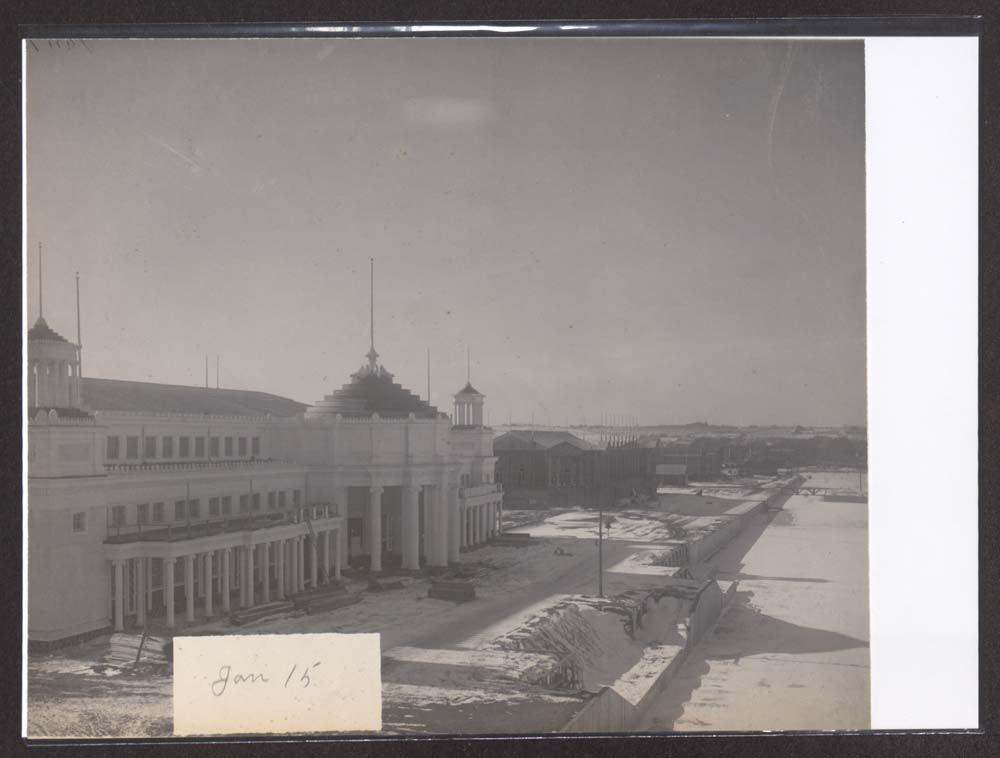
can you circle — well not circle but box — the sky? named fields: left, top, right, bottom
left=25, top=37, right=866, bottom=427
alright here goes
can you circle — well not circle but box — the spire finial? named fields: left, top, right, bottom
left=38, top=242, right=43, bottom=320
left=366, top=257, right=379, bottom=371
left=75, top=270, right=83, bottom=376
left=467, top=345, right=471, bottom=384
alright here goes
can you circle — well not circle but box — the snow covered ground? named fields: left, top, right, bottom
left=802, top=469, right=867, bottom=493
left=27, top=474, right=804, bottom=737
left=638, top=485, right=870, bottom=731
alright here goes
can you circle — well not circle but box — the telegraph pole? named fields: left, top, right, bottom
left=598, top=503, right=604, bottom=598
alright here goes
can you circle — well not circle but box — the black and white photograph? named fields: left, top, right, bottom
left=22, top=30, right=959, bottom=738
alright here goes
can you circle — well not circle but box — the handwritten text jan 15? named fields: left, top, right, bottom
left=210, top=661, right=322, bottom=697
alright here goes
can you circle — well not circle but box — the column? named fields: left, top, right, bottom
left=487, top=502, right=495, bottom=538
left=478, top=505, right=486, bottom=543
left=164, top=558, right=176, bottom=628
left=333, top=528, right=342, bottom=580
left=309, top=535, right=318, bottom=589
left=261, top=542, right=270, bottom=603
left=401, top=485, right=420, bottom=571
left=246, top=544, right=255, bottom=607
left=204, top=552, right=213, bottom=619
left=298, top=536, right=306, bottom=591
left=136, top=557, right=146, bottom=626
left=184, top=555, right=195, bottom=623
left=146, top=557, right=153, bottom=611
left=195, top=551, right=203, bottom=598
left=222, top=549, right=231, bottom=612
left=368, top=486, right=383, bottom=572
left=322, top=531, right=330, bottom=584
left=339, top=517, right=349, bottom=569
left=238, top=548, right=246, bottom=607
left=113, top=559, right=124, bottom=632
left=276, top=539, right=285, bottom=600
left=448, top=485, right=460, bottom=562
left=467, top=507, right=473, bottom=546
left=428, top=485, right=449, bottom=567
left=335, top=486, right=350, bottom=569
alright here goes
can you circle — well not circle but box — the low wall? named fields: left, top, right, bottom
left=822, top=493, right=868, bottom=503
left=685, top=475, right=803, bottom=564
left=561, top=480, right=804, bottom=732
left=561, top=578, right=735, bottom=733
left=685, top=500, right=767, bottom=565
left=562, top=685, right=632, bottom=733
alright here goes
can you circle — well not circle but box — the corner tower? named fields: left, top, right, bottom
left=453, top=349, right=485, bottom=427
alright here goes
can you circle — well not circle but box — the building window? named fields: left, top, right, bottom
left=278, top=490, right=287, bottom=509
left=239, top=436, right=248, bottom=457
left=239, top=494, right=249, bottom=513
left=126, top=436, right=139, bottom=460
left=221, top=495, right=232, bottom=515
left=179, top=436, right=190, bottom=458
left=174, top=500, right=187, bottom=521
left=194, top=436, right=206, bottom=458
left=189, top=499, right=200, bottom=519
left=136, top=503, right=149, bottom=524
left=252, top=493, right=261, bottom=511
left=267, top=491, right=276, bottom=510
left=106, top=436, right=120, bottom=460
left=209, top=436, right=220, bottom=457
left=152, top=502, right=165, bottom=522
left=209, top=497, right=220, bottom=516
left=144, top=436, right=157, bottom=459
left=224, top=436, right=234, bottom=457
left=111, top=505, right=126, bottom=527
left=72, top=511, right=86, bottom=533
left=251, top=436, right=260, bottom=457
left=292, top=489, right=301, bottom=506
left=162, top=436, right=174, bottom=458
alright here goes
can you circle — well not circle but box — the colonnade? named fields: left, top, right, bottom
left=111, top=526, right=342, bottom=631
left=362, top=482, right=459, bottom=572
left=459, top=500, right=501, bottom=550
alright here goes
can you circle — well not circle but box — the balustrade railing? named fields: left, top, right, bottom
left=104, top=457, right=291, bottom=474
left=460, top=482, right=503, bottom=499
left=105, top=502, right=340, bottom=543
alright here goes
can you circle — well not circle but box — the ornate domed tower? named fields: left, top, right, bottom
left=27, top=247, right=83, bottom=410
left=26, top=266, right=101, bottom=481
left=27, top=316, right=82, bottom=411
left=453, top=382, right=484, bottom=427
left=453, top=348, right=485, bottom=427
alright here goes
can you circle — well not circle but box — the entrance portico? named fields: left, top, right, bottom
left=106, top=506, right=344, bottom=630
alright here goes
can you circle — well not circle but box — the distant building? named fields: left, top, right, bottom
left=653, top=437, right=727, bottom=485
left=493, top=430, right=654, bottom=509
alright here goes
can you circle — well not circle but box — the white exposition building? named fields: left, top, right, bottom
left=27, top=285, right=503, bottom=647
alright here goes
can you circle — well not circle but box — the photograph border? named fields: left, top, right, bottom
left=2, top=5, right=994, bottom=757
